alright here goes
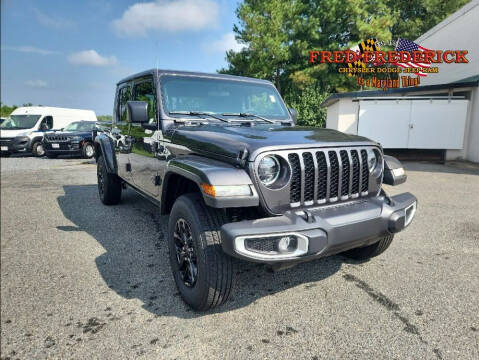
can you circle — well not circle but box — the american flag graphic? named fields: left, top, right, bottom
left=395, top=38, right=431, bottom=77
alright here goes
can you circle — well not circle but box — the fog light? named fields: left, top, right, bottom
left=237, top=233, right=308, bottom=260
left=277, top=236, right=297, bottom=253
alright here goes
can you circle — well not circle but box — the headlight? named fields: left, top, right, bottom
left=367, top=148, right=378, bottom=173
left=258, top=155, right=281, bottom=186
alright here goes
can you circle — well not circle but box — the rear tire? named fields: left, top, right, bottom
left=167, top=193, right=234, bottom=311
left=82, top=142, right=95, bottom=159
left=32, top=141, right=45, bottom=157
left=97, top=154, right=122, bottom=205
left=342, top=234, right=394, bottom=260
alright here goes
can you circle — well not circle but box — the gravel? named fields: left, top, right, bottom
left=1, top=156, right=478, bottom=359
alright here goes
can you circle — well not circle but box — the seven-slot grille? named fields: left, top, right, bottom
left=44, top=134, right=71, bottom=142
left=287, top=148, right=370, bottom=206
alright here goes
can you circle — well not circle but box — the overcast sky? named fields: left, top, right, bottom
left=1, top=0, right=243, bottom=115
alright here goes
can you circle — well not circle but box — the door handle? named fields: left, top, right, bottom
left=409, top=124, right=414, bottom=129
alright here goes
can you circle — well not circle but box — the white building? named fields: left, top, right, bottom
left=323, top=0, right=479, bottom=162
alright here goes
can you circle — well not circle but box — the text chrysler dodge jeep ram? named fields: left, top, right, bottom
left=95, top=70, right=417, bottom=311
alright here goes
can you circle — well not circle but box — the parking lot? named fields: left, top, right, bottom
left=1, top=156, right=478, bottom=359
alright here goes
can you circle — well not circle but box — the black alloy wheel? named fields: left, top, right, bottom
left=167, top=193, right=234, bottom=311
left=173, top=218, right=198, bottom=287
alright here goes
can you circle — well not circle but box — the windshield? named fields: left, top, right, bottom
left=0, top=114, right=41, bottom=129
left=64, top=121, right=96, bottom=131
left=161, top=75, right=290, bottom=121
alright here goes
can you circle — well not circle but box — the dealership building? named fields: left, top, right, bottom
left=322, top=0, right=479, bottom=162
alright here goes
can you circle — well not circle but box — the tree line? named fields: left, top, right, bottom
left=219, top=0, right=469, bottom=127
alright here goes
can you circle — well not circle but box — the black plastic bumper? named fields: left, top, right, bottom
left=221, top=192, right=417, bottom=264
left=0, top=136, right=31, bottom=154
left=43, top=141, right=82, bottom=155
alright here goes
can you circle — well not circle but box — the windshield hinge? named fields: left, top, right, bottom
left=236, top=148, right=249, bottom=167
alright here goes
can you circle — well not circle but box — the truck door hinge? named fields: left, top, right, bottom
left=126, top=163, right=131, bottom=172
left=154, top=175, right=162, bottom=186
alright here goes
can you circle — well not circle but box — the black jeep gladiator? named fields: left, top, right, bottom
left=95, top=69, right=417, bottom=311
left=43, top=121, right=97, bottom=159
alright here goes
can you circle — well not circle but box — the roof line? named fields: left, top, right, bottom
left=117, top=69, right=271, bottom=86
left=321, top=79, right=479, bottom=107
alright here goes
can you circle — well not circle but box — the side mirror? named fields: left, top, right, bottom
left=288, top=108, right=297, bottom=124
left=127, top=101, right=149, bottom=123
left=383, top=155, right=407, bottom=186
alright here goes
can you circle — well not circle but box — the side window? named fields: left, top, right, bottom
left=40, top=116, right=53, bottom=130
left=117, top=85, right=131, bottom=123
left=133, top=79, right=156, bottom=123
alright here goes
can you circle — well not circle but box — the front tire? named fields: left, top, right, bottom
left=167, top=193, right=234, bottom=311
left=32, top=141, right=45, bottom=157
left=342, top=234, right=394, bottom=260
left=97, top=154, right=122, bottom=205
left=82, top=142, right=95, bottom=159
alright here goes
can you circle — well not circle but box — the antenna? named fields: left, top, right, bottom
left=155, top=40, right=160, bottom=80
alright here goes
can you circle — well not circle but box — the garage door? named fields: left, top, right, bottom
left=358, top=99, right=468, bottom=149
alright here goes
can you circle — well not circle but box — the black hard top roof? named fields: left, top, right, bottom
left=117, top=69, right=272, bottom=86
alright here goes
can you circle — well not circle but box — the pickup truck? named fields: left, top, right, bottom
left=94, top=69, right=417, bottom=311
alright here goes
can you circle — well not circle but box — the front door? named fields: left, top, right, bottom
left=114, top=83, right=133, bottom=183
left=129, top=76, right=161, bottom=197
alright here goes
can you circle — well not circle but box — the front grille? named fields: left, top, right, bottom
left=45, top=135, right=70, bottom=142
left=0, top=137, right=14, bottom=146
left=287, top=148, right=370, bottom=207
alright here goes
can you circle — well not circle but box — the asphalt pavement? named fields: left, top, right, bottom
left=1, top=156, right=478, bottom=359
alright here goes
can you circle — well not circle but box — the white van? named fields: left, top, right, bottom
left=0, top=107, right=97, bottom=156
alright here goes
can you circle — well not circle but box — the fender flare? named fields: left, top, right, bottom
left=161, top=155, right=259, bottom=212
left=94, top=133, right=118, bottom=174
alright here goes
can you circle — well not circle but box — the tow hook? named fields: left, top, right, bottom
left=297, top=210, right=315, bottom=223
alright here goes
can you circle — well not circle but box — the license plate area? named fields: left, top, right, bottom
left=1, top=146, right=8, bottom=151
left=52, top=143, right=60, bottom=149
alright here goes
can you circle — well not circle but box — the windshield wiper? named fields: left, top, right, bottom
left=169, top=111, right=229, bottom=123
left=221, top=112, right=276, bottom=124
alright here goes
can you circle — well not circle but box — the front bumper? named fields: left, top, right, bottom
left=0, top=136, right=31, bottom=154
left=43, top=141, right=82, bottom=154
left=221, top=192, right=417, bottom=264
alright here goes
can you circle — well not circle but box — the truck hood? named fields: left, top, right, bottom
left=45, top=130, right=92, bottom=137
left=171, top=124, right=376, bottom=161
left=0, top=129, right=31, bottom=137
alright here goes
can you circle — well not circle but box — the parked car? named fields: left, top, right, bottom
left=0, top=117, right=6, bottom=124
left=95, top=69, right=417, bottom=311
left=0, top=107, right=97, bottom=157
left=43, top=121, right=98, bottom=159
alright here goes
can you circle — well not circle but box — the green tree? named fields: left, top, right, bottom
left=221, top=0, right=469, bottom=127
left=389, top=0, right=470, bottom=40
left=283, top=85, right=328, bottom=127
left=97, top=115, right=113, bottom=123
left=0, top=103, right=18, bottom=117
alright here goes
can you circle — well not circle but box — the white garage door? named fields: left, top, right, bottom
left=358, top=99, right=468, bottom=149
